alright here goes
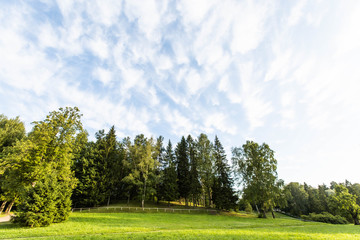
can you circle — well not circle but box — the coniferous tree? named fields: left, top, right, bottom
left=212, top=136, right=237, bottom=210
left=176, top=136, right=190, bottom=205
left=153, top=136, right=165, bottom=203
left=102, top=126, right=119, bottom=206
left=72, top=141, right=101, bottom=207
left=159, top=140, right=178, bottom=206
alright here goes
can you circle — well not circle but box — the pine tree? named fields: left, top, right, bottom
left=176, top=136, right=190, bottom=205
left=212, top=136, right=237, bottom=210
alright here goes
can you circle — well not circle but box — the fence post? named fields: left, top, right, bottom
left=80, top=208, right=82, bottom=212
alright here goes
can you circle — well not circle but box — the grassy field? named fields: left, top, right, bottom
left=1, top=211, right=360, bottom=239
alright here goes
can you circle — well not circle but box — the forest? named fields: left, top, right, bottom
left=0, top=107, right=359, bottom=227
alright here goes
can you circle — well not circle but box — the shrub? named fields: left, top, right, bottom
left=244, top=201, right=252, bottom=214
left=301, top=212, right=348, bottom=224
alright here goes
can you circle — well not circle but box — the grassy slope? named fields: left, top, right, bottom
left=0, top=212, right=359, bottom=239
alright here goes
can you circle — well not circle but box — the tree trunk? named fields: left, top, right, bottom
left=271, top=209, right=276, bottom=219
left=0, top=201, right=7, bottom=214
left=168, top=201, right=170, bottom=207
left=107, top=195, right=111, bottom=206
left=5, top=200, right=14, bottom=214
left=255, top=204, right=260, bottom=214
left=142, top=179, right=147, bottom=208
left=185, top=198, right=188, bottom=207
left=127, top=193, right=130, bottom=205
left=353, top=214, right=360, bottom=225
left=262, top=209, right=267, bottom=218
left=207, top=187, right=211, bottom=208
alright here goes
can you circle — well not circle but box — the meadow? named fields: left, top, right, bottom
left=1, top=211, right=360, bottom=239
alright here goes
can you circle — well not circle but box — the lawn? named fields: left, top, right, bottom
left=0, top=212, right=359, bottom=239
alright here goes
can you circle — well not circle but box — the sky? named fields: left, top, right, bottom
left=0, top=0, right=360, bottom=187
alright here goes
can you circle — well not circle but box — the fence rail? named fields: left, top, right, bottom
left=72, top=206, right=218, bottom=214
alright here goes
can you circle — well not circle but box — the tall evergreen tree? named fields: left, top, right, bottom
left=212, top=136, right=237, bottom=210
left=176, top=136, right=190, bottom=205
left=72, top=141, right=102, bottom=207
left=153, top=136, right=165, bottom=203
left=102, top=126, right=119, bottom=206
left=159, top=140, right=178, bottom=206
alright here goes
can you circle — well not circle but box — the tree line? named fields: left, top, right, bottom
left=1, top=107, right=359, bottom=227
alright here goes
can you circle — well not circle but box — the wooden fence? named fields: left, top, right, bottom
left=72, top=206, right=218, bottom=214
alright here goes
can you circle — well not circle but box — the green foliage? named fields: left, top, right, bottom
left=122, top=135, right=157, bottom=208
left=331, top=185, right=360, bottom=225
left=244, top=200, right=253, bottom=213
left=12, top=107, right=86, bottom=227
left=301, top=212, right=348, bottom=224
left=232, top=141, right=281, bottom=218
left=212, top=136, right=237, bottom=210
left=159, top=141, right=178, bottom=204
left=197, top=133, right=214, bottom=207
left=283, top=182, right=309, bottom=216
left=176, top=136, right=190, bottom=203
left=187, top=135, right=201, bottom=206
left=13, top=173, right=58, bottom=227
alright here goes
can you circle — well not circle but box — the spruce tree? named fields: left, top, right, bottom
left=160, top=140, right=178, bottom=206
left=176, top=136, right=190, bottom=205
left=212, top=136, right=237, bottom=210
left=72, top=142, right=101, bottom=207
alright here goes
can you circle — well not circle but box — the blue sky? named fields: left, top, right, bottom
left=1, top=0, right=360, bottom=186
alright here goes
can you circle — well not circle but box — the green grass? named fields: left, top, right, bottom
left=0, top=212, right=359, bottom=239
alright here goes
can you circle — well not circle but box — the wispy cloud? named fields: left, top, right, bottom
left=1, top=0, right=360, bottom=185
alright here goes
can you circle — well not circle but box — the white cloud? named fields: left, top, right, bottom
left=238, top=62, right=273, bottom=130
left=204, top=113, right=237, bottom=135
left=85, top=0, right=122, bottom=27
left=93, top=67, right=112, bottom=85
left=176, top=0, right=215, bottom=30
left=163, top=106, right=196, bottom=136
left=335, top=3, right=360, bottom=56
left=231, top=1, right=272, bottom=54
left=287, top=0, right=307, bottom=27
left=86, top=31, right=110, bottom=60
left=124, top=0, right=164, bottom=42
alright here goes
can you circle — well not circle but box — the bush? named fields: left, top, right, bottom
left=301, top=212, right=348, bottom=224
left=244, top=201, right=252, bottom=214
